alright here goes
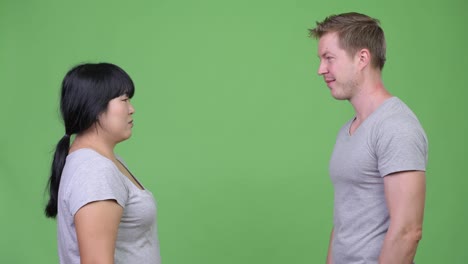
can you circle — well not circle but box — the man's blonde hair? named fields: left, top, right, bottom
left=310, top=12, right=386, bottom=70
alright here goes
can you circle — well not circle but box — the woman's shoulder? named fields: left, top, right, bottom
left=61, top=149, right=128, bottom=193
left=63, top=149, right=119, bottom=181
left=67, top=148, right=112, bottom=166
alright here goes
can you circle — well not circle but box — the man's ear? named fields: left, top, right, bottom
left=357, top=48, right=371, bottom=70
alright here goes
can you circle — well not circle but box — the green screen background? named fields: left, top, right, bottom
left=1, top=0, right=466, bottom=263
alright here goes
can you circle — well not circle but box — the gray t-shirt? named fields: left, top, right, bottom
left=57, top=148, right=161, bottom=264
left=329, top=97, right=428, bottom=263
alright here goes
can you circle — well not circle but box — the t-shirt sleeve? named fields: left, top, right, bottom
left=67, top=158, right=129, bottom=216
left=376, top=114, right=428, bottom=177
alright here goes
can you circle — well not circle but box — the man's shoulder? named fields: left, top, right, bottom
left=375, top=98, right=422, bottom=128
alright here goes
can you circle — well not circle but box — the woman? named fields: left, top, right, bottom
left=44, top=63, right=161, bottom=264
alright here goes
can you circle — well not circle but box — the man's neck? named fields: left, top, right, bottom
left=349, top=75, right=392, bottom=128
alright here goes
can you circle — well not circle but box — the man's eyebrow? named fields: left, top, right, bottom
left=318, top=52, right=332, bottom=58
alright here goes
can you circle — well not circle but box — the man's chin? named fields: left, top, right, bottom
left=330, top=92, right=349, bottom=101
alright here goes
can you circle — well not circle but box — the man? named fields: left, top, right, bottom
left=309, top=13, right=428, bottom=263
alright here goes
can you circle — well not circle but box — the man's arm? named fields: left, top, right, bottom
left=326, top=227, right=334, bottom=264
left=379, top=170, right=426, bottom=264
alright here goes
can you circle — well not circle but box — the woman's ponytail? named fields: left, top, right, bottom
left=44, top=134, right=71, bottom=218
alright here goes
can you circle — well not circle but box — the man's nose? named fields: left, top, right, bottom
left=317, top=61, right=327, bottom=75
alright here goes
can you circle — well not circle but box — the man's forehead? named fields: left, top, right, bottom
left=317, top=33, right=342, bottom=54
left=317, top=41, right=335, bottom=56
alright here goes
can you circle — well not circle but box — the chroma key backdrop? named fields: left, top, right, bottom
left=1, top=0, right=467, bottom=263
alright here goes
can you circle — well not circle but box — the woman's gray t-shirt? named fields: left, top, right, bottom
left=57, top=148, right=161, bottom=264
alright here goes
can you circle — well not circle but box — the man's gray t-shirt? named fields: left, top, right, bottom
left=57, top=148, right=161, bottom=264
left=329, top=97, right=428, bottom=263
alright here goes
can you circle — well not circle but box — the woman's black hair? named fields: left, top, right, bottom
left=44, top=62, right=135, bottom=218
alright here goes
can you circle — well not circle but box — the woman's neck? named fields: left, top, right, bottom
left=69, top=131, right=116, bottom=161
